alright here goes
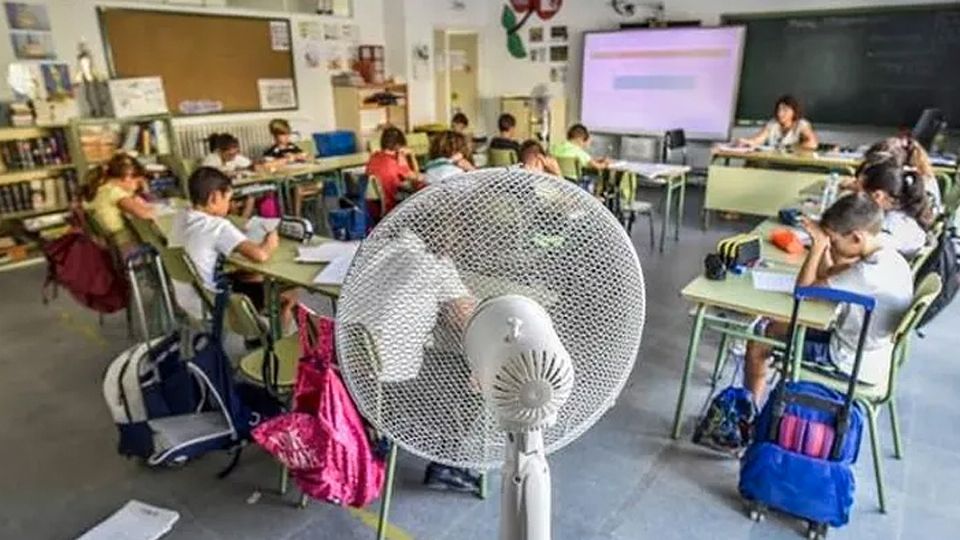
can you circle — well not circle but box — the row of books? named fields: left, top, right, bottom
left=79, top=120, right=171, bottom=163
left=0, top=132, right=72, bottom=172
left=0, top=170, right=79, bottom=216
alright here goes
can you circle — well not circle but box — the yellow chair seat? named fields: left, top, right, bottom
left=239, top=334, right=301, bottom=388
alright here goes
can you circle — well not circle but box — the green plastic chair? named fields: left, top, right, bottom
left=909, top=222, right=943, bottom=278
left=798, top=273, right=942, bottom=514
left=554, top=156, right=582, bottom=183
left=488, top=148, right=519, bottom=167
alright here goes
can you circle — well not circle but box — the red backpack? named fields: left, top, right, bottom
left=42, top=211, right=129, bottom=314
left=252, top=308, right=385, bottom=507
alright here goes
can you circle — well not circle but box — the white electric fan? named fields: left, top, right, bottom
left=336, top=169, right=646, bottom=540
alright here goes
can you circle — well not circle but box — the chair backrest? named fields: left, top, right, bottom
left=368, top=138, right=381, bottom=153
left=180, top=252, right=266, bottom=340
left=910, top=222, right=944, bottom=277
left=662, top=128, right=687, bottom=164
left=554, top=156, right=582, bottom=182
left=885, top=273, right=943, bottom=396
left=488, top=148, right=519, bottom=167
left=299, top=137, right=318, bottom=158
left=406, top=132, right=430, bottom=158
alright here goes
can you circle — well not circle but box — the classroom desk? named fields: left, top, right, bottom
left=232, top=153, right=371, bottom=212
left=607, top=161, right=691, bottom=252
left=670, top=218, right=837, bottom=439
left=705, top=147, right=857, bottom=225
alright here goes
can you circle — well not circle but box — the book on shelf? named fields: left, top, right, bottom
left=0, top=169, right=78, bottom=216
left=0, top=132, right=72, bottom=172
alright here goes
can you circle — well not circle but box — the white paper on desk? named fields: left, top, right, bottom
left=297, top=241, right=360, bottom=263
left=76, top=500, right=179, bottom=540
left=148, top=201, right=178, bottom=217
left=245, top=217, right=280, bottom=243
left=752, top=270, right=797, bottom=293
left=715, top=144, right=753, bottom=153
left=314, top=254, right=353, bottom=285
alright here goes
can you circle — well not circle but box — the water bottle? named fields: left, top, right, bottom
left=820, top=172, right=840, bottom=215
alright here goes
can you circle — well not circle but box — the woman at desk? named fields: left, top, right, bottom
left=737, top=95, right=819, bottom=151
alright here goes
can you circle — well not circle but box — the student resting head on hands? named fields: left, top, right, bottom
left=856, top=151, right=933, bottom=260
left=738, top=94, right=818, bottom=151
left=423, top=130, right=475, bottom=185
left=518, top=139, right=561, bottom=176
left=83, top=152, right=154, bottom=247
left=744, top=192, right=913, bottom=404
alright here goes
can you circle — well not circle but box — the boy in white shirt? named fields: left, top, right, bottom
left=168, top=167, right=292, bottom=325
left=745, top=192, right=913, bottom=404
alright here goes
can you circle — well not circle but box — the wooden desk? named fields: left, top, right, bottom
left=670, top=214, right=837, bottom=439
left=607, top=161, right=691, bottom=252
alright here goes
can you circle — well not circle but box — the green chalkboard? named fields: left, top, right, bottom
left=725, top=4, right=960, bottom=127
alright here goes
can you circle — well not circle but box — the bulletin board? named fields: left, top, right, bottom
left=98, top=8, right=298, bottom=115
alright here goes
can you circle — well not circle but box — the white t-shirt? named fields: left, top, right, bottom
left=167, top=209, right=247, bottom=290
left=880, top=210, right=926, bottom=259
left=764, top=118, right=812, bottom=149
left=423, top=158, right=465, bottom=186
left=347, top=230, right=470, bottom=383
left=201, top=152, right=252, bottom=173
left=827, top=245, right=913, bottom=386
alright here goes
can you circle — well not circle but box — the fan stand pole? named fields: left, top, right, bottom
left=500, top=430, right=551, bottom=540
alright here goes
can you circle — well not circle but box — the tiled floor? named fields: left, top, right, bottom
left=2, top=186, right=958, bottom=539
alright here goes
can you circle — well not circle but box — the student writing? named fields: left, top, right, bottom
left=518, top=139, right=561, bottom=177
left=745, top=192, right=913, bottom=404
left=366, top=126, right=421, bottom=214
left=550, top=124, right=609, bottom=170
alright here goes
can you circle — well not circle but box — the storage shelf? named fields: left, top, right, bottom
left=0, top=124, right=67, bottom=142
left=0, top=254, right=44, bottom=273
left=0, top=205, right=69, bottom=220
left=0, top=164, right=75, bottom=186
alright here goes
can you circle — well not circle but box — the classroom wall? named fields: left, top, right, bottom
left=391, top=0, right=938, bottom=150
left=0, top=0, right=386, bottom=137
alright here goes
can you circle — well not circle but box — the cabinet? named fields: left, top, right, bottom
left=333, top=84, right=410, bottom=151
left=500, top=96, right=567, bottom=146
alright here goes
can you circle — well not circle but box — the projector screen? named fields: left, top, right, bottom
left=581, top=27, right=746, bottom=141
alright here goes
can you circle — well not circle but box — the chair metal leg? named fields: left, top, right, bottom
left=647, top=212, right=656, bottom=250
left=866, top=405, right=888, bottom=513
left=659, top=182, right=673, bottom=253
left=888, top=398, right=903, bottom=460
left=675, top=176, right=686, bottom=242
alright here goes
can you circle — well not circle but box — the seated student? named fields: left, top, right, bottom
left=169, top=167, right=294, bottom=328
left=83, top=153, right=154, bottom=247
left=737, top=94, right=819, bottom=151
left=745, top=192, right=913, bottom=404
left=550, top=124, right=609, bottom=171
left=366, top=126, right=421, bottom=214
left=900, top=136, right=943, bottom=215
left=202, top=133, right=253, bottom=174
left=423, top=130, right=475, bottom=185
left=451, top=112, right=470, bottom=134
left=263, top=119, right=313, bottom=218
left=489, top=113, right=521, bottom=156
left=857, top=149, right=932, bottom=260
left=518, top=139, right=561, bottom=177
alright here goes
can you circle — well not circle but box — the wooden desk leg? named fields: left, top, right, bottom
left=376, top=442, right=399, bottom=540
left=672, top=304, right=706, bottom=439
left=659, top=181, right=673, bottom=253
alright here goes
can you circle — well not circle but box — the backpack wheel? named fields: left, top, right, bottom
left=745, top=502, right=766, bottom=522
left=806, top=522, right=828, bottom=539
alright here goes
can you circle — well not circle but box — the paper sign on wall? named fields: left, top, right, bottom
left=257, top=78, right=296, bottom=110
left=270, top=20, right=290, bottom=51
left=107, top=77, right=168, bottom=118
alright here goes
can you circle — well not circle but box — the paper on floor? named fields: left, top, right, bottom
left=751, top=270, right=797, bottom=293
left=314, top=254, right=353, bottom=285
left=297, top=241, right=360, bottom=263
left=76, top=500, right=179, bottom=540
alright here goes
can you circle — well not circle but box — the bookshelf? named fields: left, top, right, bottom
left=333, top=84, right=410, bottom=151
left=68, top=114, right=181, bottom=179
left=0, top=124, right=78, bottom=272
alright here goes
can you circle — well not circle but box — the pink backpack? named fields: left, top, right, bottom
left=252, top=308, right=385, bottom=507
left=256, top=194, right=281, bottom=218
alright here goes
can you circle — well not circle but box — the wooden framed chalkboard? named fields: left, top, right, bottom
left=98, top=8, right=297, bottom=116
left=725, top=4, right=960, bottom=127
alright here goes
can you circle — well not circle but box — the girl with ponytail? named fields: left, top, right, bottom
left=83, top=152, right=154, bottom=245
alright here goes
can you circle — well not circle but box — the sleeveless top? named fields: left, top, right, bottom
left=764, top=118, right=811, bottom=148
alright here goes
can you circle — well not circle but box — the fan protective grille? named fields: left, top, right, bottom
left=336, top=169, right=645, bottom=469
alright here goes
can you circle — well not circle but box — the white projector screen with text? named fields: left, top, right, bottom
left=581, top=27, right=745, bottom=141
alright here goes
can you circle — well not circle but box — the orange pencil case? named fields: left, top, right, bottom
left=770, top=228, right=805, bottom=255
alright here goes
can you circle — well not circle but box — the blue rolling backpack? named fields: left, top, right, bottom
left=739, top=287, right=872, bottom=539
